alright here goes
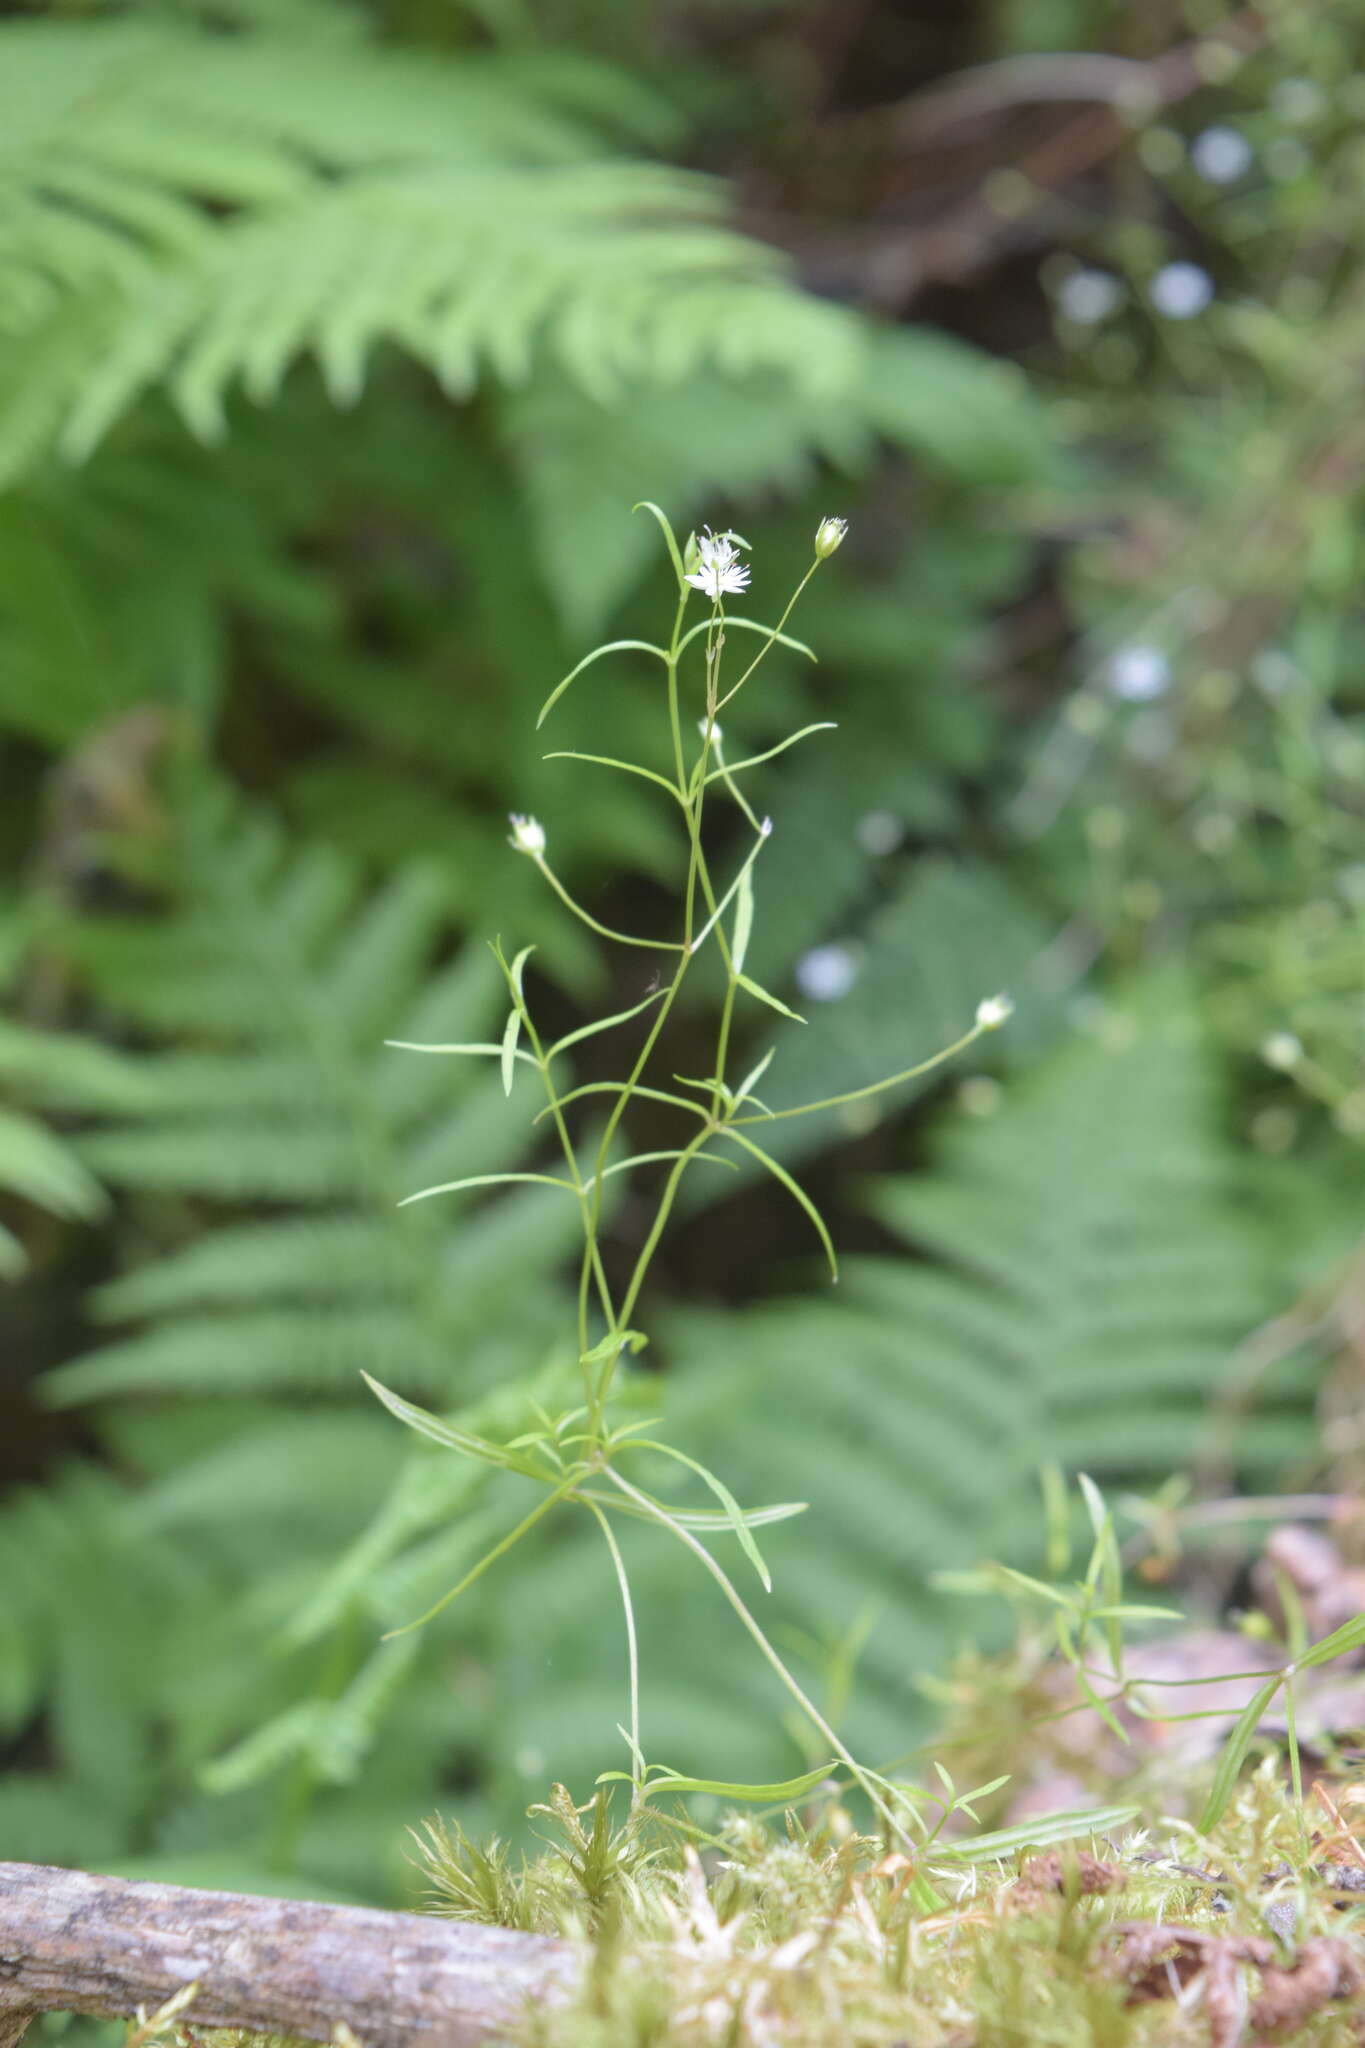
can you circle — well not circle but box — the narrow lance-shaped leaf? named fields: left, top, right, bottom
left=704, top=723, right=837, bottom=783
left=385, top=1038, right=536, bottom=1064
left=1296, top=1611, right=1365, bottom=1669
left=579, top=1329, right=649, bottom=1367
left=1196, top=1675, right=1285, bottom=1834
left=633, top=500, right=686, bottom=590
left=497, top=943, right=535, bottom=1096
left=541, top=751, right=682, bottom=801
left=689, top=820, right=773, bottom=958
left=360, top=1373, right=546, bottom=1478
left=931, top=1804, right=1143, bottom=1864
left=724, top=1129, right=837, bottom=1279
left=584, top=1149, right=738, bottom=1191
left=536, top=639, right=668, bottom=728
left=992, top=1564, right=1076, bottom=1608
left=598, top=1761, right=839, bottom=1804
left=1056, top=1615, right=1128, bottom=1747
left=732, top=863, right=754, bottom=976
left=578, top=1487, right=807, bottom=1533
left=535, top=1080, right=711, bottom=1125
left=547, top=985, right=667, bottom=1062
left=399, top=1171, right=576, bottom=1207
left=501, top=1006, right=521, bottom=1098
left=1078, top=1472, right=1124, bottom=1675
left=733, top=1045, right=776, bottom=1109
left=627, top=1437, right=775, bottom=1591
left=676, top=618, right=817, bottom=663
left=736, top=972, right=805, bottom=1023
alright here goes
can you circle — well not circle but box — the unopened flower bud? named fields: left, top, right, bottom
left=815, top=516, right=848, bottom=560
left=975, top=993, right=1014, bottom=1031
left=508, top=813, right=546, bottom=858
left=698, top=716, right=723, bottom=745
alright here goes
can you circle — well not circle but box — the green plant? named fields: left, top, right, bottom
left=4, top=0, right=1361, bottom=1915
left=361, top=504, right=1014, bottom=1846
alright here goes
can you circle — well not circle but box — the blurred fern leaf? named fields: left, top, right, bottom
left=43, top=789, right=579, bottom=1403
left=0, top=17, right=862, bottom=484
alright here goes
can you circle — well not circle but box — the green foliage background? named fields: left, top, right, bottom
left=1, top=0, right=1361, bottom=1904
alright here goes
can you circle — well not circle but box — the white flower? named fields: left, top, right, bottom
left=685, top=529, right=750, bottom=600
left=815, top=516, right=848, bottom=559
left=975, top=994, right=1014, bottom=1031
left=698, top=716, right=723, bottom=745
left=508, top=813, right=546, bottom=858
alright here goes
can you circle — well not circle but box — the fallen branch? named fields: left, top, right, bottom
left=0, top=1862, right=575, bottom=2048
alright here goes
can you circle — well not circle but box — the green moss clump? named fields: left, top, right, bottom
left=411, top=1766, right=1365, bottom=2047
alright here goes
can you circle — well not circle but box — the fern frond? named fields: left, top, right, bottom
left=0, top=16, right=879, bottom=485
left=49, top=791, right=579, bottom=1410
left=0, top=1007, right=152, bottom=1273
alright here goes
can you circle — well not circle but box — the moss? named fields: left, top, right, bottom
left=408, top=1765, right=1365, bottom=2047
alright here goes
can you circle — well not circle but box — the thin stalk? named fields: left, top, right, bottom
left=584, top=1498, right=641, bottom=1795
left=535, top=860, right=686, bottom=952
left=518, top=1004, right=617, bottom=1368
left=710, top=956, right=741, bottom=1126
left=604, top=1466, right=916, bottom=1850
left=716, top=561, right=820, bottom=711
left=613, top=1125, right=717, bottom=1351
left=578, top=601, right=721, bottom=1394
left=384, top=1470, right=585, bottom=1638
left=663, top=585, right=690, bottom=798
left=732, top=1017, right=989, bottom=1126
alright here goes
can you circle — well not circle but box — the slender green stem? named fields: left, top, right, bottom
left=711, top=957, right=741, bottom=1125
left=535, top=858, right=686, bottom=952
left=1284, top=1671, right=1304, bottom=1827
left=515, top=999, right=616, bottom=1367
left=584, top=1498, right=641, bottom=1792
left=384, top=1470, right=584, bottom=1637
left=732, top=1017, right=989, bottom=1126
left=714, top=750, right=762, bottom=831
left=613, top=1124, right=716, bottom=1350
left=544, top=550, right=828, bottom=1444
left=715, top=561, right=820, bottom=711
left=603, top=1466, right=914, bottom=1848
left=664, top=585, right=690, bottom=797
left=573, top=587, right=699, bottom=1423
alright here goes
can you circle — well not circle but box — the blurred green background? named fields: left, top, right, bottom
left=1, top=0, right=1362, bottom=1906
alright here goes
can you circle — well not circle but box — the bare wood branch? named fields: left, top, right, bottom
left=0, top=1863, right=575, bottom=2048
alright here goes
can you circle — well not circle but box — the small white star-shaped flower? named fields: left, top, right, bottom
left=508, top=814, right=546, bottom=858
left=686, top=530, right=750, bottom=600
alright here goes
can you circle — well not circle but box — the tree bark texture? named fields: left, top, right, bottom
left=0, top=1863, right=575, bottom=2048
